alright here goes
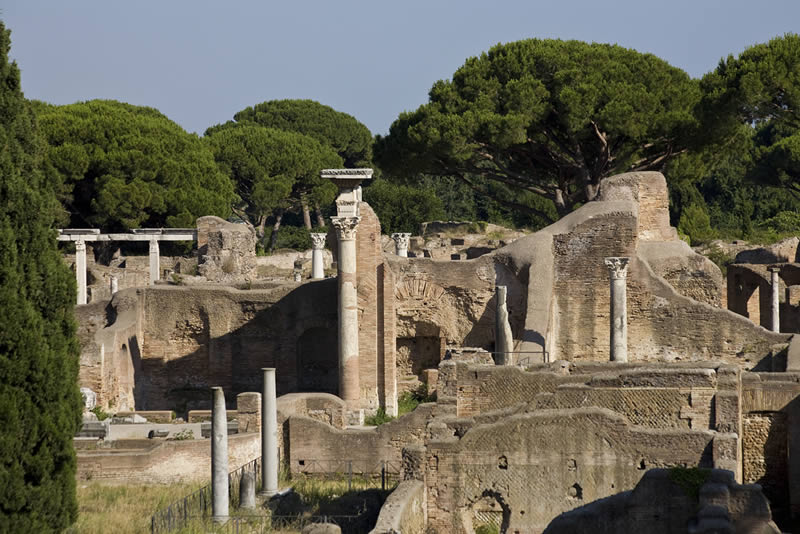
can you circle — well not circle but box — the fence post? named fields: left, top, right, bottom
left=381, top=461, right=386, bottom=490
left=348, top=461, right=352, bottom=491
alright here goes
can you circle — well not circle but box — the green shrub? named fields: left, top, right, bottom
left=90, top=406, right=110, bottom=421
left=704, top=245, right=734, bottom=275
left=668, top=467, right=711, bottom=500
left=364, top=408, right=394, bottom=426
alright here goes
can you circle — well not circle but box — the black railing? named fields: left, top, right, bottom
left=150, top=458, right=398, bottom=534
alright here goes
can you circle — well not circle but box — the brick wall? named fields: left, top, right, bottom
left=76, top=432, right=260, bottom=484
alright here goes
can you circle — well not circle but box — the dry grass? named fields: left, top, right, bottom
left=67, top=481, right=203, bottom=534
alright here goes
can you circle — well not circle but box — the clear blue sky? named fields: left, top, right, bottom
left=4, top=1, right=799, bottom=136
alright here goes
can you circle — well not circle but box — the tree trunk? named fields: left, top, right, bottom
left=256, top=215, right=267, bottom=239
left=269, top=209, right=284, bottom=252
left=554, top=189, right=569, bottom=216
left=301, top=197, right=312, bottom=230
left=314, top=204, right=325, bottom=228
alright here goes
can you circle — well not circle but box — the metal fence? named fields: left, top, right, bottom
left=293, top=459, right=401, bottom=490
left=150, top=458, right=399, bottom=534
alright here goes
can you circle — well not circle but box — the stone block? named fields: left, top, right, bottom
left=80, top=387, right=97, bottom=411
left=237, top=392, right=261, bottom=413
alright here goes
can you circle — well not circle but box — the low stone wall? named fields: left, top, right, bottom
left=287, top=404, right=435, bottom=472
left=369, top=480, right=426, bottom=534
left=76, top=432, right=260, bottom=484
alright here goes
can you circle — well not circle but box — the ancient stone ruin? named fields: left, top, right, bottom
left=70, top=169, right=799, bottom=532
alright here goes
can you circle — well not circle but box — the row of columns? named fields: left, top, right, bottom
left=211, top=368, right=279, bottom=524
left=70, top=237, right=162, bottom=305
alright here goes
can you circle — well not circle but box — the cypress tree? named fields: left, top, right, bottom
left=0, top=21, right=82, bottom=532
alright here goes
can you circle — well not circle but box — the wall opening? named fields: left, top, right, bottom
left=296, top=327, right=337, bottom=394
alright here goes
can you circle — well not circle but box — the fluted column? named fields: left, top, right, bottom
left=391, top=233, right=410, bottom=257
left=311, top=233, right=327, bottom=279
left=75, top=239, right=87, bottom=305
left=211, top=387, right=229, bottom=524
left=769, top=266, right=781, bottom=333
left=148, top=238, right=160, bottom=285
left=331, top=216, right=361, bottom=405
left=604, top=257, right=630, bottom=363
left=260, top=368, right=278, bottom=496
left=495, top=286, right=514, bottom=365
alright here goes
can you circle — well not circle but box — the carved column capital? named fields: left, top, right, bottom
left=75, top=239, right=86, bottom=252
left=310, top=233, right=327, bottom=249
left=331, top=216, right=361, bottom=241
left=149, top=238, right=159, bottom=253
left=604, top=257, right=630, bottom=280
left=391, top=233, right=411, bottom=248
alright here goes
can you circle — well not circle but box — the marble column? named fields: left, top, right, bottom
left=109, top=275, right=118, bottom=296
left=391, top=233, right=411, bottom=257
left=769, top=266, right=781, bottom=333
left=331, top=216, right=361, bottom=406
left=495, top=286, right=514, bottom=365
left=310, top=233, right=327, bottom=279
left=604, top=257, right=630, bottom=363
left=260, top=368, right=278, bottom=497
left=75, top=239, right=87, bottom=305
left=148, top=238, right=160, bottom=285
left=211, top=387, right=229, bottom=524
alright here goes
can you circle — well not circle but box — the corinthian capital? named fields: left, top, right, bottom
left=331, top=216, right=361, bottom=241
left=310, top=233, right=327, bottom=249
left=604, top=257, right=630, bottom=280
left=391, top=233, right=411, bottom=249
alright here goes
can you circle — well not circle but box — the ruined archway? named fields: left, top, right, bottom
left=296, top=327, right=337, bottom=394
left=466, top=489, right=511, bottom=534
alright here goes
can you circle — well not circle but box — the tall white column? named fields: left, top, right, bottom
left=109, top=275, right=118, bottom=296
left=260, top=368, right=278, bottom=497
left=769, top=266, right=781, bottom=333
left=391, top=233, right=411, bottom=257
left=495, top=286, right=514, bottom=365
left=211, top=387, right=229, bottom=524
left=75, top=239, right=87, bottom=305
left=331, top=217, right=361, bottom=406
left=605, top=257, right=630, bottom=363
left=148, top=238, right=160, bottom=285
left=310, top=233, right=327, bottom=279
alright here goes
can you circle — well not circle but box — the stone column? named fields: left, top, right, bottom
left=604, top=257, right=630, bottom=363
left=322, top=169, right=372, bottom=422
left=239, top=472, right=256, bottom=509
left=331, top=216, right=361, bottom=406
left=495, top=286, right=514, bottom=365
left=260, top=368, right=278, bottom=497
left=75, top=239, right=87, bottom=305
left=211, top=387, right=229, bottom=524
left=311, top=233, right=327, bottom=279
left=293, top=268, right=302, bottom=282
left=391, top=233, right=411, bottom=257
left=109, top=275, right=119, bottom=296
left=148, top=238, right=160, bottom=285
left=769, top=266, right=781, bottom=333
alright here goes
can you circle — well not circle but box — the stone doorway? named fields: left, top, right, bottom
left=396, top=335, right=445, bottom=394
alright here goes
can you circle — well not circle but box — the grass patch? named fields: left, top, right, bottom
left=67, top=481, right=203, bottom=534
left=668, top=467, right=711, bottom=500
